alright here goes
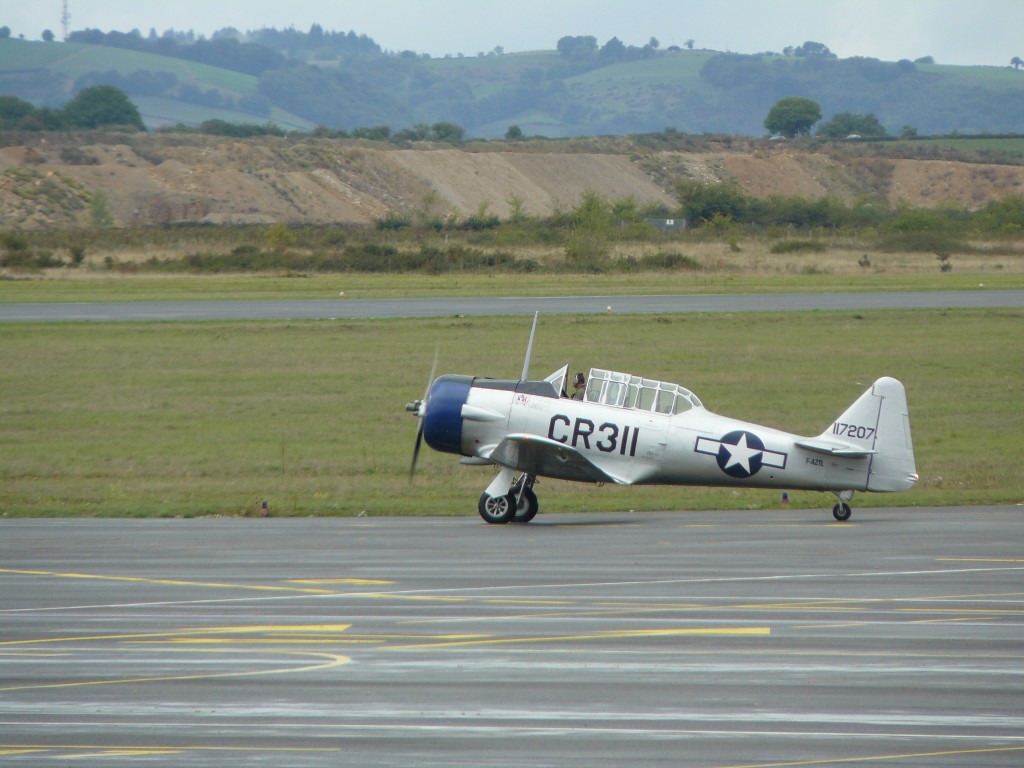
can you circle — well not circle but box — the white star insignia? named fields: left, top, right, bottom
left=722, top=433, right=762, bottom=474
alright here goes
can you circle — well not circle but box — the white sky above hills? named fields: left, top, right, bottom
left=8, top=0, right=1024, bottom=67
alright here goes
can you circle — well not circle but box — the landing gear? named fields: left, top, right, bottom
left=831, top=490, right=854, bottom=521
left=478, top=492, right=517, bottom=524
left=832, top=502, right=852, bottom=522
left=511, top=475, right=539, bottom=523
left=478, top=469, right=539, bottom=524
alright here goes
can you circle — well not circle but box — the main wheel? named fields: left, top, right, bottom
left=513, top=487, right=539, bottom=523
left=832, top=502, right=852, bottom=522
left=478, top=492, right=516, bottom=524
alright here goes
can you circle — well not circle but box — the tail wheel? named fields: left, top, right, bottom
left=478, top=492, right=516, bottom=524
left=513, top=488, right=539, bottom=523
left=832, top=502, right=852, bottom=522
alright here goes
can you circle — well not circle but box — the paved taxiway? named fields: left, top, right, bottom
left=2, top=289, right=1023, bottom=322
left=2, top=508, right=1023, bottom=767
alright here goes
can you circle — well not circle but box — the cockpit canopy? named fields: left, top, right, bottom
left=584, top=368, right=703, bottom=415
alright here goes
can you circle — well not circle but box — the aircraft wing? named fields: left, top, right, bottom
left=486, top=433, right=629, bottom=485
left=795, top=438, right=876, bottom=458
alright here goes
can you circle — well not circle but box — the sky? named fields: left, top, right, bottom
left=4, top=0, right=1023, bottom=67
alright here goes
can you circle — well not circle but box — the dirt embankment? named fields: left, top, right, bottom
left=1, top=134, right=1021, bottom=230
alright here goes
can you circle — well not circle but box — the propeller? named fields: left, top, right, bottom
left=407, top=349, right=438, bottom=481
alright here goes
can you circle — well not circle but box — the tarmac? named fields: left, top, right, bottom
left=2, top=288, right=1023, bottom=322
left=2, top=507, right=1023, bottom=766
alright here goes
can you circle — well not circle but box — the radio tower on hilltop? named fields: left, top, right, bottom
left=61, top=0, right=70, bottom=41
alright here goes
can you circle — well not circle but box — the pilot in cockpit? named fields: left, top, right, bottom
left=571, top=371, right=586, bottom=400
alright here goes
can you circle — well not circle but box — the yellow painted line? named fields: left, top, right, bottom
left=733, top=602, right=863, bottom=611
left=350, top=592, right=571, bottom=606
left=187, top=624, right=353, bottom=633
left=1, top=624, right=352, bottom=647
left=154, top=639, right=379, bottom=645
left=0, top=651, right=350, bottom=692
left=154, top=631, right=491, bottom=646
left=908, top=617, right=989, bottom=625
left=0, top=651, right=68, bottom=657
left=62, top=749, right=181, bottom=758
left=0, top=568, right=336, bottom=594
left=901, top=610, right=1019, bottom=618
left=719, top=744, right=1024, bottom=768
left=393, top=627, right=770, bottom=650
left=3, top=744, right=336, bottom=755
left=286, top=578, right=394, bottom=585
left=0, top=749, right=44, bottom=756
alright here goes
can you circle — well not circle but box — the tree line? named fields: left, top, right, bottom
left=0, top=86, right=144, bottom=131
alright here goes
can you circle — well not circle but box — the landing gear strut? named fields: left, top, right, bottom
left=478, top=468, right=539, bottom=524
left=511, top=474, right=539, bottom=523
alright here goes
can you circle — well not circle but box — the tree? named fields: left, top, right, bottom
left=816, top=111, right=888, bottom=139
left=64, top=85, right=145, bottom=130
left=600, top=37, right=626, bottom=61
left=556, top=35, right=597, bottom=59
left=764, top=96, right=822, bottom=137
left=0, top=95, right=37, bottom=128
left=42, top=29, right=55, bottom=42
left=430, top=121, right=464, bottom=144
left=504, top=124, right=523, bottom=141
left=790, top=41, right=836, bottom=58
left=0, top=26, right=11, bottom=39
left=1012, top=56, right=1024, bottom=70
left=675, top=179, right=748, bottom=225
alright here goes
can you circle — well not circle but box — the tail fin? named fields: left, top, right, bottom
left=817, top=377, right=918, bottom=492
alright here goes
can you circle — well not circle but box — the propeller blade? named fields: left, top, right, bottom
left=521, top=311, right=539, bottom=380
left=425, top=347, right=438, bottom=398
left=409, top=420, right=424, bottom=481
left=408, top=347, right=439, bottom=482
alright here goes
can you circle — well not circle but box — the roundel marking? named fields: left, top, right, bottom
left=716, top=430, right=765, bottom=479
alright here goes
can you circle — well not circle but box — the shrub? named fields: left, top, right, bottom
left=770, top=239, right=827, bottom=254
left=638, top=251, right=700, bottom=270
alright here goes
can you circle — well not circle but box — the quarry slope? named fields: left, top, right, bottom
left=1, top=134, right=1021, bottom=229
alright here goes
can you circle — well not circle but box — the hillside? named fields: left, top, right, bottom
left=3, top=133, right=1024, bottom=230
left=3, top=35, right=1024, bottom=138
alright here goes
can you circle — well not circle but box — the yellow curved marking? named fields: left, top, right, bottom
left=720, top=745, right=1024, bottom=768
left=0, top=625, right=353, bottom=691
left=2, top=744, right=335, bottom=756
left=2, top=624, right=350, bottom=647
left=0, top=650, right=350, bottom=692
left=0, top=568, right=337, bottom=594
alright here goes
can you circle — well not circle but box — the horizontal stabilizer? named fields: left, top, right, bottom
left=487, top=433, right=628, bottom=485
left=795, top=438, right=876, bottom=458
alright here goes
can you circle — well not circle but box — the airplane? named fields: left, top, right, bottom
left=407, top=314, right=918, bottom=524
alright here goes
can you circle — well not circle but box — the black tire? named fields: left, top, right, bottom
left=832, top=502, right=852, bottom=522
left=478, top=492, right=516, bottom=524
left=513, top=487, right=539, bottom=523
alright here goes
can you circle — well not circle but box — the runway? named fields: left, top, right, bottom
left=2, top=508, right=1023, bottom=767
left=2, top=289, right=1023, bottom=321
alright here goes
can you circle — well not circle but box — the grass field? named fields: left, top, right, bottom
left=2, top=308, right=1021, bottom=518
left=3, top=244, right=1023, bottom=303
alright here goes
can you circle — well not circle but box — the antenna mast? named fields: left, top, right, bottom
left=61, top=0, right=70, bottom=41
